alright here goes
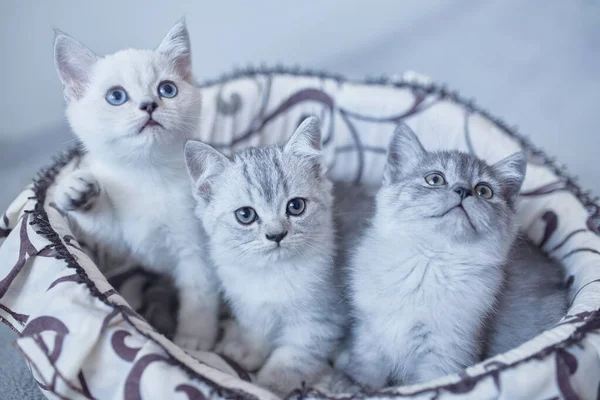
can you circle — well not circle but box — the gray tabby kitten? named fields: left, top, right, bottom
left=486, top=237, right=568, bottom=356
left=342, top=124, right=526, bottom=388
left=184, top=117, right=345, bottom=395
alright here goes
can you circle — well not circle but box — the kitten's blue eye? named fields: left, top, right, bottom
left=425, top=172, right=446, bottom=186
left=286, top=198, right=306, bottom=216
left=475, top=183, right=494, bottom=199
left=235, top=207, right=257, bottom=225
left=105, top=87, right=128, bottom=106
left=158, top=81, right=178, bottom=98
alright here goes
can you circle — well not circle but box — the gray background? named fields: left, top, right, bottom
left=0, top=1, right=598, bottom=398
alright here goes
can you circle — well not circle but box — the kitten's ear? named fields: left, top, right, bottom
left=157, top=19, right=192, bottom=79
left=184, top=140, right=229, bottom=200
left=383, top=123, right=426, bottom=185
left=492, top=152, right=527, bottom=200
left=53, top=29, right=98, bottom=101
left=284, top=116, right=322, bottom=159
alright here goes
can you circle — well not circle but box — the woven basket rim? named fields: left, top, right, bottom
left=21, top=66, right=600, bottom=399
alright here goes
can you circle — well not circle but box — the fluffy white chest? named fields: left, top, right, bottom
left=218, top=258, right=324, bottom=331
left=222, top=260, right=312, bottom=307
left=92, top=163, right=200, bottom=269
left=354, top=247, right=501, bottom=349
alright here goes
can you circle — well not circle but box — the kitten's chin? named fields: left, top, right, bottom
left=254, top=242, right=312, bottom=263
left=139, top=119, right=164, bottom=133
left=126, top=124, right=186, bottom=148
left=261, top=245, right=294, bottom=262
left=431, top=206, right=480, bottom=239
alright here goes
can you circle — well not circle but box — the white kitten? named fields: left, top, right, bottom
left=185, top=117, right=345, bottom=395
left=52, top=21, right=219, bottom=350
left=342, top=124, right=526, bottom=388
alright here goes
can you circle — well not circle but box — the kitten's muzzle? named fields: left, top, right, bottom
left=265, top=231, right=288, bottom=243
left=139, top=101, right=163, bottom=132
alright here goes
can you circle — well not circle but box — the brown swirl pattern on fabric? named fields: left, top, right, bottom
left=0, top=68, right=598, bottom=399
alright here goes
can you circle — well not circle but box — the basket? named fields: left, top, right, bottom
left=1, top=67, right=599, bottom=400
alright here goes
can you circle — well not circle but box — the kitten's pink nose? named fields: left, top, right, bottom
left=140, top=101, right=158, bottom=114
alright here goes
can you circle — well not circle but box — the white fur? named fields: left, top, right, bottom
left=345, top=209, right=504, bottom=387
left=53, top=21, right=219, bottom=350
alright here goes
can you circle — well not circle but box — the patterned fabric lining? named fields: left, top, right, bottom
left=0, top=68, right=599, bottom=399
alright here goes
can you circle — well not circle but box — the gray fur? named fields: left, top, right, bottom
left=486, top=237, right=568, bottom=356
left=140, top=274, right=179, bottom=339
left=341, top=124, right=526, bottom=388
left=185, top=117, right=345, bottom=395
left=332, top=182, right=377, bottom=288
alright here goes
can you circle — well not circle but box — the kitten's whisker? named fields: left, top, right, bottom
left=158, top=113, right=200, bottom=123
left=333, top=211, right=373, bottom=217
left=62, top=137, right=81, bottom=145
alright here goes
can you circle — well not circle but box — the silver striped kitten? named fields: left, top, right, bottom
left=341, top=124, right=526, bottom=388
left=184, top=117, right=345, bottom=395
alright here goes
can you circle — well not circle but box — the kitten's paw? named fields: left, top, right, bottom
left=216, top=337, right=267, bottom=372
left=257, top=364, right=310, bottom=396
left=174, top=318, right=217, bottom=351
left=54, top=169, right=101, bottom=212
left=325, top=351, right=365, bottom=393
left=316, top=368, right=363, bottom=395
left=257, top=347, right=324, bottom=395
left=174, top=333, right=213, bottom=352
left=333, top=348, right=350, bottom=370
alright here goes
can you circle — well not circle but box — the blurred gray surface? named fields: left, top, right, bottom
left=0, top=324, right=46, bottom=400
left=1, top=123, right=73, bottom=210
left=0, top=1, right=598, bottom=398
left=0, top=326, right=44, bottom=400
